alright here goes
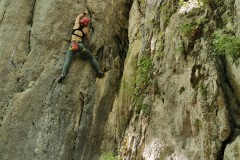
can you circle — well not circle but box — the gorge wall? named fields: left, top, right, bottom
left=0, top=0, right=240, bottom=160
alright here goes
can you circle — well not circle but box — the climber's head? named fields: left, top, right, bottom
left=80, top=17, right=90, bottom=26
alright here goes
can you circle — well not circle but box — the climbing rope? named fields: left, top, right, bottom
left=9, top=27, right=23, bottom=68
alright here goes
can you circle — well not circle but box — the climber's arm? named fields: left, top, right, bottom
left=74, top=14, right=84, bottom=25
left=75, top=10, right=88, bottom=25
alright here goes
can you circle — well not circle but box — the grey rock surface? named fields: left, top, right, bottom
left=0, top=0, right=240, bottom=160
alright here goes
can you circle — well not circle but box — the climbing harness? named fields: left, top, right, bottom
left=9, top=27, right=23, bottom=68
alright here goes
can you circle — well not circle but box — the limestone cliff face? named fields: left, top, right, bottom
left=0, top=0, right=240, bottom=160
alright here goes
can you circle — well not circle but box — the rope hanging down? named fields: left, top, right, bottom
left=9, top=27, right=23, bottom=68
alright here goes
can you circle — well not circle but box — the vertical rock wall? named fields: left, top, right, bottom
left=0, top=0, right=132, bottom=159
left=104, top=0, right=240, bottom=159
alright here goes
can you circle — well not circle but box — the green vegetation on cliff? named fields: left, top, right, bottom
left=213, top=30, right=240, bottom=65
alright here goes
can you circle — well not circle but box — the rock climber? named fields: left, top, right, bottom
left=57, top=11, right=105, bottom=83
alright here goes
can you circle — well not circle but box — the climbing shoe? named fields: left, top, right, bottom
left=57, top=73, right=65, bottom=83
left=97, top=71, right=105, bottom=78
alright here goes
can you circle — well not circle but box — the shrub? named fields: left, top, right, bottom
left=135, top=56, right=153, bottom=95
left=100, top=152, right=116, bottom=160
left=212, top=30, right=240, bottom=65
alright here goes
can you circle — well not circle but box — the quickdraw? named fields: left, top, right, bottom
left=9, top=27, right=23, bottom=68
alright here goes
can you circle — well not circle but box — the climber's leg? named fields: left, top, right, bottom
left=58, top=49, right=74, bottom=83
left=79, top=46, right=105, bottom=78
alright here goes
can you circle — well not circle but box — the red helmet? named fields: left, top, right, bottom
left=80, top=17, right=90, bottom=25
